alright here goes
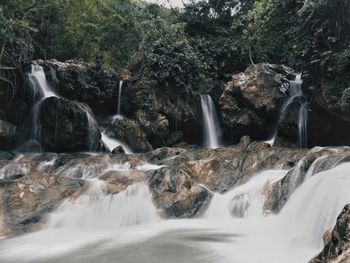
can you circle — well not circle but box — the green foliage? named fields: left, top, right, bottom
left=143, top=24, right=214, bottom=98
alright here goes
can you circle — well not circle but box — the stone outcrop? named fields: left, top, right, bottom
left=219, top=63, right=296, bottom=140
left=38, top=97, right=102, bottom=152
left=310, top=204, right=350, bottom=263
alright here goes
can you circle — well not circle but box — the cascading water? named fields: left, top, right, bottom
left=48, top=180, right=159, bottom=229
left=101, top=132, right=133, bottom=154
left=1, top=161, right=350, bottom=263
left=200, top=94, right=222, bottom=149
left=28, top=64, right=57, bottom=99
left=281, top=73, right=303, bottom=113
left=27, top=64, right=58, bottom=140
left=268, top=74, right=308, bottom=147
left=205, top=170, right=289, bottom=220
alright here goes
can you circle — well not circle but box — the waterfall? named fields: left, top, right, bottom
left=27, top=64, right=58, bottom=141
left=48, top=180, right=159, bottom=229
left=28, top=64, right=58, bottom=99
left=117, top=80, right=123, bottom=116
left=76, top=103, right=100, bottom=152
left=281, top=73, right=303, bottom=113
left=298, top=102, right=308, bottom=148
left=200, top=94, right=222, bottom=149
left=205, top=170, right=288, bottom=219
left=269, top=74, right=308, bottom=147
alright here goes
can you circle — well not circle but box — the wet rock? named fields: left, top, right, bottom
left=112, top=146, right=125, bottom=154
left=0, top=119, right=16, bottom=150
left=124, top=77, right=201, bottom=147
left=0, top=155, right=86, bottom=236
left=106, top=117, right=152, bottom=153
left=220, top=63, right=296, bottom=141
left=37, top=59, right=120, bottom=114
left=310, top=204, right=350, bottom=263
left=149, top=166, right=212, bottom=218
left=15, top=140, right=42, bottom=153
left=0, top=152, right=15, bottom=161
left=38, top=97, right=102, bottom=152
left=264, top=147, right=350, bottom=213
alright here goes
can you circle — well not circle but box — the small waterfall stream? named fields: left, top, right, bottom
left=298, top=102, right=308, bottom=148
left=200, top=94, right=222, bottom=149
left=28, top=64, right=58, bottom=99
left=28, top=64, right=58, bottom=140
left=117, top=80, right=123, bottom=116
left=267, top=74, right=308, bottom=147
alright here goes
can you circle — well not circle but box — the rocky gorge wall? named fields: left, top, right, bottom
left=3, top=59, right=350, bottom=154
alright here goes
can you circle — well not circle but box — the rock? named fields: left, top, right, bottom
left=15, top=140, right=42, bottom=153
left=124, top=76, right=202, bottom=147
left=0, top=151, right=15, bottom=160
left=0, top=119, right=17, bottom=150
left=310, top=204, right=350, bottom=263
left=219, top=63, right=296, bottom=141
left=1, top=143, right=345, bottom=236
left=149, top=166, right=212, bottom=218
left=112, top=146, right=125, bottom=154
left=37, top=59, right=121, bottom=114
left=105, top=117, right=152, bottom=153
left=276, top=98, right=306, bottom=147
left=264, top=147, right=350, bottom=213
left=38, top=97, right=102, bottom=152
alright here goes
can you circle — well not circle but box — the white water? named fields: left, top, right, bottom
left=117, top=80, right=123, bottom=116
left=48, top=180, right=159, bottom=229
left=298, top=102, right=308, bottom=148
left=28, top=64, right=58, bottom=99
left=28, top=64, right=58, bottom=140
left=205, top=170, right=288, bottom=220
left=200, top=94, right=222, bottom=149
left=1, top=163, right=350, bottom=263
left=270, top=74, right=308, bottom=147
left=101, top=132, right=133, bottom=154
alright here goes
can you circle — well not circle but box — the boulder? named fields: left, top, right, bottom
left=310, top=204, right=350, bottom=263
left=37, top=59, right=121, bottom=114
left=123, top=77, right=201, bottom=147
left=38, top=97, right=102, bottom=152
left=112, top=146, right=125, bottom=154
left=106, top=117, right=152, bottom=153
left=15, top=140, right=42, bottom=153
left=219, top=63, right=296, bottom=141
left=149, top=166, right=212, bottom=218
